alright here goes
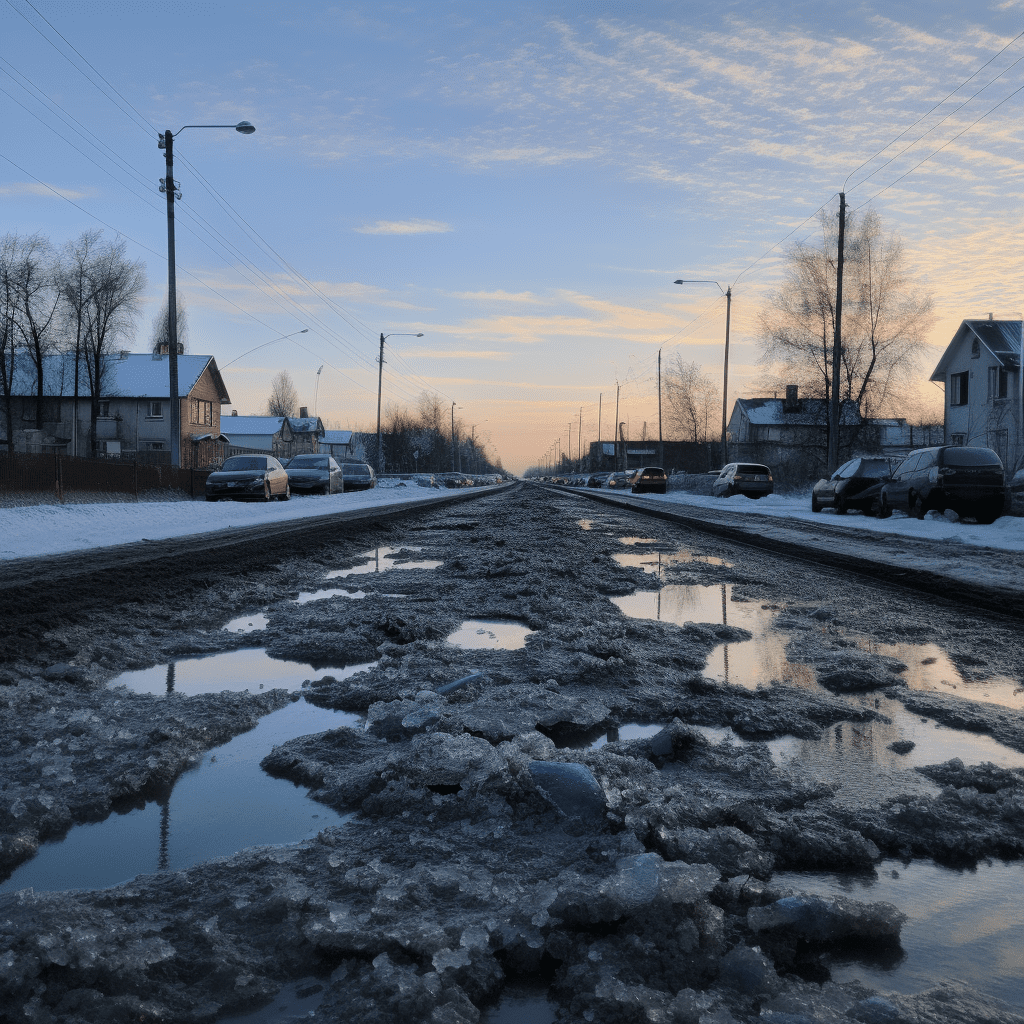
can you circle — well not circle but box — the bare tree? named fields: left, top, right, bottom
left=267, top=370, right=298, bottom=417
left=150, top=292, right=188, bottom=355
left=664, top=354, right=720, bottom=444
left=758, top=206, right=935, bottom=418
left=0, top=235, right=20, bottom=451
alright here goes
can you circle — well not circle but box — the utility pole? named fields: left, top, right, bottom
left=614, top=383, right=620, bottom=471
left=828, top=192, right=846, bottom=475
left=376, top=333, right=386, bottom=475
left=721, top=286, right=731, bottom=467
left=450, top=402, right=456, bottom=472
left=159, top=130, right=181, bottom=468
left=578, top=407, right=582, bottom=472
left=658, top=348, right=663, bottom=469
left=598, top=393, right=602, bottom=445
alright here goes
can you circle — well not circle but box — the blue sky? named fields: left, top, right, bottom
left=3, top=1, right=1024, bottom=472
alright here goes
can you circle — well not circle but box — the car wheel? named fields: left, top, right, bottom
left=811, top=495, right=822, bottom=513
left=206, top=495, right=218, bottom=502
left=911, top=495, right=926, bottom=520
left=877, top=496, right=892, bottom=519
left=834, top=497, right=846, bottom=515
left=279, top=485, right=290, bottom=502
left=973, top=503, right=1001, bottom=525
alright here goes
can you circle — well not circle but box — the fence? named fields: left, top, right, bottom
left=0, top=453, right=210, bottom=501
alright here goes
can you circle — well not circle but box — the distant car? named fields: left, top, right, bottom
left=631, top=466, right=668, bottom=494
left=205, top=455, right=290, bottom=502
left=879, top=446, right=1006, bottom=523
left=605, top=471, right=634, bottom=490
left=587, top=473, right=610, bottom=488
left=811, top=457, right=893, bottom=515
left=341, top=462, right=376, bottom=492
left=712, top=463, right=774, bottom=499
left=286, top=453, right=343, bottom=495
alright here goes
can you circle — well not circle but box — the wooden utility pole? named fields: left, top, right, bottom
left=828, top=192, right=846, bottom=474
left=658, top=348, right=663, bottom=468
left=578, top=407, right=582, bottom=471
left=614, top=383, right=620, bottom=470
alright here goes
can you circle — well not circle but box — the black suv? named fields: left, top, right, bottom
left=879, top=446, right=1006, bottom=524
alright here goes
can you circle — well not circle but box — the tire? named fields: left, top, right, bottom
left=911, top=494, right=926, bottom=520
left=811, top=494, right=822, bottom=513
left=205, top=495, right=218, bottom=502
left=972, top=503, right=1001, bottom=525
left=834, top=497, right=846, bottom=515
left=877, top=496, right=892, bottom=519
left=279, top=485, right=290, bottom=502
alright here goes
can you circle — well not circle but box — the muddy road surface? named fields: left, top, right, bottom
left=2, top=484, right=1023, bottom=1024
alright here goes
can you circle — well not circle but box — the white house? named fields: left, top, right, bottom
left=930, top=317, right=1023, bottom=472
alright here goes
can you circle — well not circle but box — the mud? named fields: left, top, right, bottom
left=2, top=485, right=1024, bottom=1022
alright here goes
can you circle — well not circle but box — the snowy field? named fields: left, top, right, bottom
left=0, top=485, right=457, bottom=561
left=636, top=489, right=1024, bottom=554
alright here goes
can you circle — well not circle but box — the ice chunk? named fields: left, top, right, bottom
left=528, top=761, right=606, bottom=820
left=717, top=944, right=779, bottom=996
left=748, top=894, right=905, bottom=942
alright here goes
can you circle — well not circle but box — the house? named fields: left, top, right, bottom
left=3, top=351, right=231, bottom=467
left=321, top=429, right=355, bottom=459
left=930, top=316, right=1022, bottom=471
left=221, top=410, right=324, bottom=461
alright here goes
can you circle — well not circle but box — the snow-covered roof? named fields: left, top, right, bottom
left=10, top=352, right=230, bottom=402
left=931, top=319, right=1023, bottom=381
left=734, top=397, right=862, bottom=426
left=221, top=416, right=287, bottom=438
left=322, top=430, right=353, bottom=444
left=289, top=416, right=323, bottom=435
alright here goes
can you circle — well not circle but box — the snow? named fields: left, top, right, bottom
left=0, top=487, right=456, bottom=561
left=639, top=490, right=1024, bottom=554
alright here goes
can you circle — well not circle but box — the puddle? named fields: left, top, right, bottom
left=591, top=722, right=666, bottom=749
left=857, top=640, right=1024, bottom=711
left=772, top=859, right=1024, bottom=1009
left=293, top=587, right=367, bottom=604
left=223, top=612, right=269, bottom=634
left=219, top=977, right=326, bottom=1022
left=618, top=536, right=659, bottom=546
left=615, top=548, right=732, bottom=568
left=326, top=546, right=442, bottom=578
left=108, top=650, right=372, bottom=696
left=612, top=584, right=810, bottom=689
left=0, top=697, right=360, bottom=894
left=577, top=519, right=595, bottom=531
left=483, top=986, right=557, bottom=1023
left=768, top=693, right=1024, bottom=804
left=446, top=620, right=535, bottom=650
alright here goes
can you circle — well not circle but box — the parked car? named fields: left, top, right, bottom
left=811, top=457, right=893, bottom=515
left=631, top=466, right=668, bottom=494
left=712, top=463, right=774, bottom=498
left=341, top=462, right=377, bottom=492
left=879, top=446, right=1006, bottom=523
left=605, top=471, right=634, bottom=490
left=205, top=455, right=290, bottom=502
left=286, top=453, right=343, bottom=495
left=587, top=473, right=610, bottom=488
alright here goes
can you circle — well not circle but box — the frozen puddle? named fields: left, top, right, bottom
left=612, top=583, right=810, bottom=689
left=447, top=620, right=535, bottom=650
left=108, top=649, right=362, bottom=696
left=220, top=977, right=326, bottom=1022
left=483, top=986, right=557, bottom=1023
left=294, top=587, right=367, bottom=604
left=0, top=697, right=362, bottom=894
left=615, top=545, right=732, bottom=567
left=773, top=859, right=1024, bottom=1009
left=591, top=723, right=666, bottom=749
left=223, top=612, right=269, bottom=634
left=326, top=546, right=442, bottom=578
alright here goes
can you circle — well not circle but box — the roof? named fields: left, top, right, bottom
left=289, top=416, right=323, bottom=435
left=221, top=416, right=287, bottom=438
left=931, top=319, right=1023, bottom=381
left=10, top=352, right=230, bottom=403
left=734, top=397, right=862, bottom=427
left=322, top=429, right=353, bottom=444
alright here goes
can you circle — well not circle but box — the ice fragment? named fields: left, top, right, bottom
left=528, top=761, right=606, bottom=820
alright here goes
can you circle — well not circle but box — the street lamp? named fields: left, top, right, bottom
left=159, top=120, right=255, bottom=467
left=376, top=331, right=424, bottom=474
left=674, top=279, right=732, bottom=467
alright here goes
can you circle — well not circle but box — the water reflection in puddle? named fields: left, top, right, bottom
left=483, top=986, right=557, bottom=1024
left=326, top=546, right=442, bottom=578
left=0, top=698, right=359, bottom=894
left=612, top=584, right=809, bottom=689
left=858, top=640, right=1024, bottom=711
left=615, top=547, right=732, bottom=568
left=618, top=536, right=659, bottom=546
left=219, top=978, right=326, bottom=1023
left=591, top=723, right=665, bottom=749
left=223, top=612, right=269, bottom=634
left=447, top=620, right=535, bottom=650
left=772, top=859, right=1024, bottom=1009
left=294, top=587, right=366, bottom=604
left=109, top=650, right=372, bottom=696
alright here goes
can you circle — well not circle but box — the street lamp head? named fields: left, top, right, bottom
left=235, top=121, right=256, bottom=135
left=415, top=333, right=424, bottom=337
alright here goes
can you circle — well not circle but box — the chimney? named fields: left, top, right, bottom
left=989, top=312, right=994, bottom=321
left=783, top=384, right=799, bottom=412
left=299, top=406, right=308, bottom=419
left=231, top=410, right=238, bottom=416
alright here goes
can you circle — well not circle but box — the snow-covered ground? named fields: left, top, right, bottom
left=0, top=485, right=456, bottom=561
left=635, top=489, right=1024, bottom=554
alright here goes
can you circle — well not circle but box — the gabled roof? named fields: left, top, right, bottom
left=10, top=352, right=230, bottom=402
left=289, top=416, right=324, bottom=435
left=221, top=415, right=287, bottom=438
left=322, top=429, right=353, bottom=444
left=733, top=397, right=862, bottom=426
left=931, top=319, right=1023, bottom=381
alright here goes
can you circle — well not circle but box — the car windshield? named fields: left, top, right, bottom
left=855, top=459, right=891, bottom=476
left=345, top=465, right=370, bottom=476
left=222, top=457, right=267, bottom=471
left=738, top=464, right=769, bottom=474
left=943, top=447, right=1002, bottom=467
left=290, top=455, right=329, bottom=468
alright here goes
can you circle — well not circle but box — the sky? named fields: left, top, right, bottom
left=3, top=0, right=1024, bottom=474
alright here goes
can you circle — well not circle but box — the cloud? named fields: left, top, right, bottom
left=446, top=289, right=546, bottom=303
left=0, top=181, right=90, bottom=200
left=354, top=219, right=452, bottom=235
left=405, top=348, right=510, bottom=361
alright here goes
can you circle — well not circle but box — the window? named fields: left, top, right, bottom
left=950, top=433, right=966, bottom=446
left=147, top=401, right=163, bottom=419
left=97, top=400, right=111, bottom=418
left=142, top=441, right=165, bottom=451
left=988, top=366, right=1008, bottom=401
left=971, top=338, right=980, bottom=357
left=949, top=371, right=969, bottom=406
left=190, top=398, right=214, bottom=425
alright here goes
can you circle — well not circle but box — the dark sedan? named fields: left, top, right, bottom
left=341, top=462, right=377, bottom=492
left=286, top=453, right=343, bottom=495
left=811, top=456, right=893, bottom=515
left=712, top=463, right=773, bottom=498
left=205, top=455, right=290, bottom=502
left=631, top=466, right=668, bottom=494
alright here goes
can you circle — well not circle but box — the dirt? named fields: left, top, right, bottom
left=2, top=484, right=1024, bottom=1023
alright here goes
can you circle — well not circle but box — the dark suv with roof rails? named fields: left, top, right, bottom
left=879, top=445, right=1007, bottom=524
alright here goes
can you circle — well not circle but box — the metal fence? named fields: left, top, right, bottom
left=0, top=453, right=210, bottom=500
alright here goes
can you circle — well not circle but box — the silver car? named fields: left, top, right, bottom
left=286, top=453, right=343, bottom=495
